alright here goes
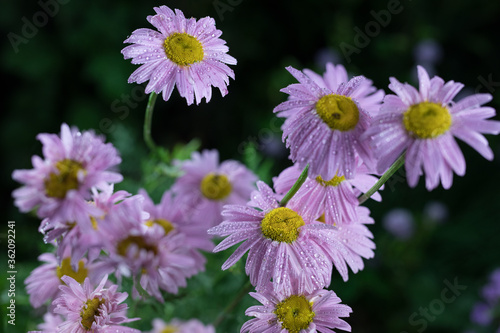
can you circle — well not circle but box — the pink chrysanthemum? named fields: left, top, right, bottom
left=364, top=65, right=500, bottom=190
left=330, top=205, right=376, bottom=278
left=172, top=149, right=257, bottom=228
left=148, top=318, right=215, bottom=333
left=274, top=63, right=384, bottom=179
left=41, top=184, right=131, bottom=265
left=208, top=181, right=375, bottom=294
left=25, top=252, right=99, bottom=309
left=273, top=161, right=381, bottom=224
left=140, top=188, right=213, bottom=269
left=94, top=195, right=198, bottom=301
left=53, top=275, right=139, bottom=333
left=241, top=281, right=352, bottom=333
left=12, top=123, right=122, bottom=228
left=122, top=5, right=236, bottom=105
left=135, top=232, right=199, bottom=302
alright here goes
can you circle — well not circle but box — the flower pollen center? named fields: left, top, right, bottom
left=145, top=218, right=175, bottom=235
left=90, top=216, right=99, bottom=230
left=316, top=94, right=359, bottom=131
left=117, top=235, right=157, bottom=257
left=80, top=297, right=105, bottom=330
left=56, top=257, right=88, bottom=284
left=261, top=207, right=304, bottom=243
left=164, top=32, right=204, bottom=67
left=274, top=294, right=315, bottom=333
left=403, top=102, right=452, bottom=139
left=45, top=159, right=84, bottom=198
left=160, top=326, right=178, bottom=333
left=316, top=174, right=345, bottom=187
left=200, top=173, right=232, bottom=200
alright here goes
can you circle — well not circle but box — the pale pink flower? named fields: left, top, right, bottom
left=53, top=275, right=139, bottom=333
left=12, top=123, right=122, bottom=229
left=140, top=188, right=213, bottom=271
left=25, top=251, right=101, bottom=309
left=274, top=63, right=384, bottom=179
left=209, top=181, right=375, bottom=294
left=273, top=161, right=381, bottom=225
left=41, top=184, right=131, bottom=266
left=172, top=149, right=257, bottom=228
left=122, top=5, right=236, bottom=105
left=241, top=281, right=352, bottom=333
left=94, top=195, right=198, bottom=302
left=365, top=65, right=500, bottom=190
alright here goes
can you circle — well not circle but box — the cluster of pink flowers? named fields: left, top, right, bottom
left=14, top=122, right=256, bottom=331
left=275, top=64, right=500, bottom=190
left=207, top=63, right=499, bottom=331
left=13, top=4, right=500, bottom=333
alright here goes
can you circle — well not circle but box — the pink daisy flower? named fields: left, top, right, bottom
left=209, top=181, right=375, bottom=294
left=41, top=184, right=131, bottom=265
left=94, top=195, right=199, bottom=301
left=122, top=5, right=236, bottom=105
left=328, top=206, right=376, bottom=278
left=274, top=63, right=384, bottom=180
left=272, top=163, right=377, bottom=278
left=241, top=281, right=352, bottom=333
left=172, top=149, right=257, bottom=228
left=12, top=123, right=122, bottom=228
left=147, top=318, right=215, bottom=333
left=273, top=161, right=381, bottom=224
left=140, top=188, right=214, bottom=269
left=364, top=65, right=500, bottom=190
left=135, top=232, right=199, bottom=302
left=53, top=275, right=139, bottom=333
left=25, top=252, right=99, bottom=309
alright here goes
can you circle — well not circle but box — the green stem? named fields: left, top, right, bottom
left=143, top=92, right=158, bottom=151
left=280, top=164, right=309, bottom=207
left=213, top=281, right=253, bottom=328
left=358, top=153, right=405, bottom=205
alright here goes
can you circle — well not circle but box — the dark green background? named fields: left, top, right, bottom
left=1, top=0, right=500, bottom=332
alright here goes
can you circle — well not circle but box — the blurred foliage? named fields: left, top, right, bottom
left=2, top=0, right=500, bottom=332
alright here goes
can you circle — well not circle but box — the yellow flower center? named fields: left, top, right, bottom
left=117, top=235, right=157, bottom=257
left=315, top=174, right=345, bottom=187
left=403, top=102, right=452, bottom=139
left=316, top=94, right=359, bottom=131
left=56, top=257, right=88, bottom=284
left=80, top=297, right=105, bottom=330
left=90, top=216, right=99, bottom=230
left=261, top=207, right=305, bottom=243
left=200, top=173, right=232, bottom=200
left=164, top=32, right=204, bottom=67
left=44, top=159, right=85, bottom=198
left=145, top=218, right=175, bottom=235
left=160, top=326, right=178, bottom=333
left=275, top=295, right=315, bottom=333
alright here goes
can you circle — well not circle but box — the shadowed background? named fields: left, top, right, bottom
left=1, top=0, right=500, bottom=332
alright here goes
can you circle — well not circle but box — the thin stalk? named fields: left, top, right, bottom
left=213, top=281, right=253, bottom=328
left=358, top=153, right=405, bottom=205
left=143, top=92, right=158, bottom=151
left=279, top=164, right=309, bottom=207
